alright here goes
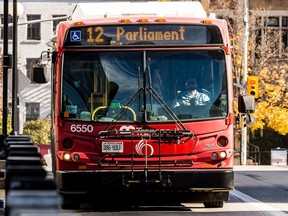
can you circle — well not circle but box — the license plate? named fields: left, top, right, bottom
left=102, top=142, right=123, bottom=153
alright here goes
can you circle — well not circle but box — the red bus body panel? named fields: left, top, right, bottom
left=51, top=14, right=234, bottom=205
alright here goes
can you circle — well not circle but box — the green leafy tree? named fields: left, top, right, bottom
left=23, top=119, right=51, bottom=144
left=0, top=115, right=51, bottom=144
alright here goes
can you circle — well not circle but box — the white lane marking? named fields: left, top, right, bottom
left=234, top=165, right=288, bottom=171
left=183, top=190, right=287, bottom=215
left=231, top=190, right=288, bottom=216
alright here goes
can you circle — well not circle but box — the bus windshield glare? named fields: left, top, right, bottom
left=62, top=50, right=228, bottom=122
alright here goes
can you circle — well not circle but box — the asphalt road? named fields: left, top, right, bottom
left=1, top=165, right=287, bottom=216
left=60, top=165, right=288, bottom=216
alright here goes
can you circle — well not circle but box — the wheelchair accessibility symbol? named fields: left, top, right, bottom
left=70, top=31, right=81, bottom=42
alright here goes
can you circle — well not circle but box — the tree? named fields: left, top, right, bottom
left=211, top=0, right=288, bottom=136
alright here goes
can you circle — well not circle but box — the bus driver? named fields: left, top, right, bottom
left=172, top=78, right=211, bottom=108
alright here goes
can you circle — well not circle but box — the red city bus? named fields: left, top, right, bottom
left=34, top=2, right=254, bottom=209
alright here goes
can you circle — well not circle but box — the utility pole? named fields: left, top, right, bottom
left=10, top=1, right=24, bottom=135
left=241, top=0, right=249, bottom=165
left=11, top=0, right=19, bottom=135
left=2, top=0, right=9, bottom=139
left=0, top=13, right=67, bottom=139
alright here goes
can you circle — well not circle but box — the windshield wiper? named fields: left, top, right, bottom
left=145, top=58, right=192, bottom=134
left=102, top=59, right=193, bottom=138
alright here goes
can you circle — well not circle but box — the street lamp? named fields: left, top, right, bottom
left=8, top=2, right=24, bottom=18
left=9, top=1, right=24, bottom=135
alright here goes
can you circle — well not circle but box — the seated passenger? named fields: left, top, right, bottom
left=172, top=78, right=210, bottom=108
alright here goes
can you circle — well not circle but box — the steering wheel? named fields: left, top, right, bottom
left=199, top=88, right=212, bottom=100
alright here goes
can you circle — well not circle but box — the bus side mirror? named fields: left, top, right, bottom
left=32, top=64, right=49, bottom=83
left=238, top=94, right=255, bottom=113
left=237, top=94, right=256, bottom=128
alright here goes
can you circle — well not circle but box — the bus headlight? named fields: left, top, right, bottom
left=211, top=151, right=227, bottom=160
left=219, top=151, right=227, bottom=159
left=63, top=153, right=71, bottom=161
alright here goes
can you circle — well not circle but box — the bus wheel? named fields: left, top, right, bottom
left=203, top=201, right=224, bottom=208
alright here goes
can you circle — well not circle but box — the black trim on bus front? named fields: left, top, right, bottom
left=57, top=169, right=233, bottom=195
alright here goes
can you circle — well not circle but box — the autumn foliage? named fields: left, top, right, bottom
left=251, top=64, right=288, bottom=135
left=211, top=0, right=288, bottom=136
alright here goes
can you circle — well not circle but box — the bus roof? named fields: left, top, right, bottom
left=71, top=1, right=207, bottom=20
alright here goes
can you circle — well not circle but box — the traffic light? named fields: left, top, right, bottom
left=247, top=76, right=259, bottom=99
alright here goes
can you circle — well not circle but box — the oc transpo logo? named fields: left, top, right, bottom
left=119, top=125, right=135, bottom=131
left=119, top=125, right=154, bottom=157
left=135, top=140, right=154, bottom=157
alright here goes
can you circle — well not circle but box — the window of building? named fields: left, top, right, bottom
left=26, top=58, right=39, bottom=81
left=52, top=14, right=67, bottom=33
left=0, top=14, right=13, bottom=40
left=283, top=29, right=288, bottom=48
left=27, top=14, right=41, bottom=40
left=282, top=17, right=287, bottom=27
left=255, top=16, right=288, bottom=59
left=8, top=102, right=12, bottom=115
left=265, top=17, right=279, bottom=27
left=26, top=102, right=40, bottom=121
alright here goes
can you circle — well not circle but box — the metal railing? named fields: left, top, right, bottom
left=247, top=142, right=261, bottom=165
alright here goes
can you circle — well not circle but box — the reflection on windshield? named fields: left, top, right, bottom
left=62, top=50, right=228, bottom=122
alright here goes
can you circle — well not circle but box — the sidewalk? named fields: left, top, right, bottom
left=234, top=165, right=288, bottom=171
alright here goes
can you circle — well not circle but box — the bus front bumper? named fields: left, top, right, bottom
left=57, top=169, right=234, bottom=195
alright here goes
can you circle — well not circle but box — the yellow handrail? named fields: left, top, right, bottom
left=91, top=105, right=136, bottom=121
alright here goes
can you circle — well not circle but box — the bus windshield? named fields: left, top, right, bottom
left=61, top=50, right=228, bottom=122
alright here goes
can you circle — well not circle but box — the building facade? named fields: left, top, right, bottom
left=210, top=0, right=288, bottom=60
left=0, top=1, right=77, bottom=132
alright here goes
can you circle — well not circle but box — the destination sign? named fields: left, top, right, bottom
left=64, top=24, right=223, bottom=47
